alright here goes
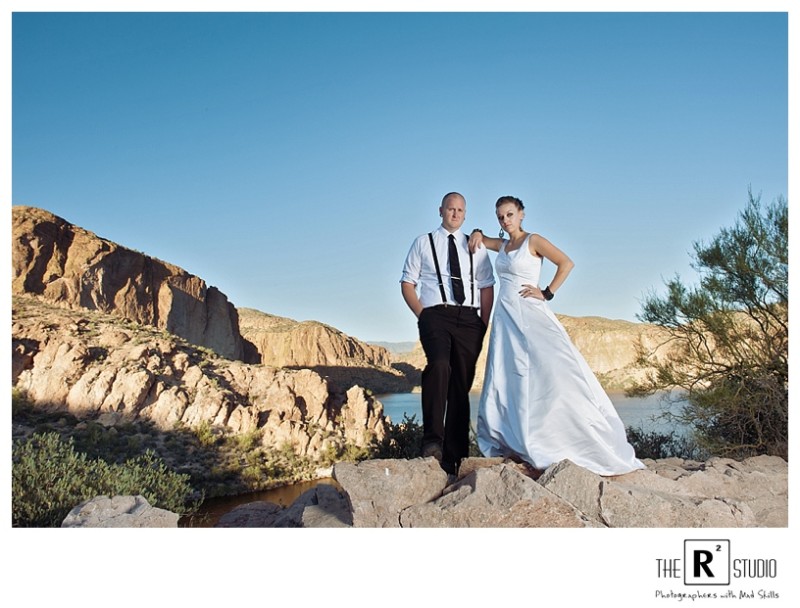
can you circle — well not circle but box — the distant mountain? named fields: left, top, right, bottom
left=238, top=308, right=392, bottom=369
left=367, top=341, right=418, bottom=355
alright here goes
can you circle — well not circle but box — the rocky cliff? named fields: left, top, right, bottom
left=12, top=206, right=248, bottom=360
left=11, top=206, right=416, bottom=392
left=238, top=307, right=412, bottom=393
left=12, top=295, right=386, bottom=463
left=238, top=308, right=393, bottom=369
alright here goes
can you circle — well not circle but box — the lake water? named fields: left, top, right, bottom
left=180, top=478, right=340, bottom=528
left=377, top=390, right=686, bottom=434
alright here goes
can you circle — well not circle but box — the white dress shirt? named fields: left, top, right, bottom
left=400, top=225, right=495, bottom=309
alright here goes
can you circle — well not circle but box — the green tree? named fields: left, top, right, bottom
left=630, top=190, right=787, bottom=459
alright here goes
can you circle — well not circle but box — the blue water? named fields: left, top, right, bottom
left=377, top=391, right=686, bottom=434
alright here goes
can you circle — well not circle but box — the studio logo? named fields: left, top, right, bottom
left=684, top=539, right=730, bottom=585
left=654, top=539, right=780, bottom=601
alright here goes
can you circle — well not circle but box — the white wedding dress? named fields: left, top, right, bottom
left=477, top=235, right=645, bottom=476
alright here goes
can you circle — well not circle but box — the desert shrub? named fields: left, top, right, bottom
left=374, top=415, right=483, bottom=459
left=374, top=413, right=424, bottom=459
left=194, top=420, right=218, bottom=447
left=232, top=428, right=262, bottom=452
left=12, top=432, right=199, bottom=527
left=631, top=191, right=787, bottom=459
left=626, top=426, right=708, bottom=461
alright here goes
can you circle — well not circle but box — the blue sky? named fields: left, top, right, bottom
left=9, top=10, right=789, bottom=343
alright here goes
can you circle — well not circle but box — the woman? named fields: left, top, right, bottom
left=469, top=196, right=644, bottom=476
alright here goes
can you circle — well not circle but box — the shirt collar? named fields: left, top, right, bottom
left=436, top=225, right=465, bottom=239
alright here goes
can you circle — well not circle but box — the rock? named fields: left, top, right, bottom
left=316, top=456, right=787, bottom=529
left=456, top=456, right=505, bottom=479
left=399, top=464, right=602, bottom=528
left=12, top=294, right=387, bottom=462
left=538, top=458, right=778, bottom=528
left=610, top=455, right=787, bottom=527
left=537, top=459, right=606, bottom=522
left=332, top=457, right=448, bottom=527
left=596, top=475, right=757, bottom=528
left=61, top=495, right=179, bottom=528
left=215, top=501, right=284, bottom=527
left=272, top=484, right=353, bottom=528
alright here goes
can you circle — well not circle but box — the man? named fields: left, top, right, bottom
left=400, top=192, right=494, bottom=476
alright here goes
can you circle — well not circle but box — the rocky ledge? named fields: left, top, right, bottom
left=13, top=294, right=386, bottom=465
left=208, top=454, right=787, bottom=528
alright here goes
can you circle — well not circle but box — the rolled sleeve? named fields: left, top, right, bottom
left=400, top=237, right=423, bottom=285
left=475, top=250, right=495, bottom=289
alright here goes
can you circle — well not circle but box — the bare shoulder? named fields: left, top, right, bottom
left=528, top=232, right=547, bottom=255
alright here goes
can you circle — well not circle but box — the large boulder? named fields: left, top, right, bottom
left=399, top=464, right=602, bottom=528
left=332, top=457, right=448, bottom=527
left=539, top=460, right=757, bottom=528
left=61, top=495, right=179, bottom=528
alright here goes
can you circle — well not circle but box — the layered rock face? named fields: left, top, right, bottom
left=238, top=308, right=392, bottom=369
left=12, top=206, right=246, bottom=360
left=239, top=307, right=412, bottom=393
left=12, top=295, right=386, bottom=460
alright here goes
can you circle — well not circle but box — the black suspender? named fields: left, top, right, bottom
left=427, top=232, right=447, bottom=303
left=428, top=232, right=475, bottom=306
left=468, top=234, right=474, bottom=305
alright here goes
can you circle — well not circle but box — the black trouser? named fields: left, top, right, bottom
left=418, top=305, right=486, bottom=474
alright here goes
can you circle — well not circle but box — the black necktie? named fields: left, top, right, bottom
left=448, top=234, right=465, bottom=304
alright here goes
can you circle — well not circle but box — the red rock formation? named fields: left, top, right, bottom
left=12, top=206, right=246, bottom=360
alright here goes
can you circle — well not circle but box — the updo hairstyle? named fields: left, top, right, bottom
left=495, top=196, right=524, bottom=210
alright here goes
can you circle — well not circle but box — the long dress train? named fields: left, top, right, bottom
left=477, top=235, right=645, bottom=476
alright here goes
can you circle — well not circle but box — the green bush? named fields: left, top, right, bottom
left=374, top=413, right=424, bottom=459
left=374, top=415, right=482, bottom=459
left=194, top=420, right=218, bottom=447
left=12, top=432, right=199, bottom=527
left=625, top=426, right=708, bottom=461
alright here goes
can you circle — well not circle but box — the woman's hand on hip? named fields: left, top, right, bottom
left=519, top=284, right=544, bottom=300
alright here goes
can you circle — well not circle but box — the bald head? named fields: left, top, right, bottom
left=439, top=192, right=466, bottom=232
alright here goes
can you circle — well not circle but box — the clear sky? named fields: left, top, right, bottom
left=9, top=9, right=789, bottom=344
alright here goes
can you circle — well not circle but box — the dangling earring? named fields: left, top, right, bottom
left=499, top=229, right=505, bottom=238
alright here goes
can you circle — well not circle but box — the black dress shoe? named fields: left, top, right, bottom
left=421, top=443, right=443, bottom=461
